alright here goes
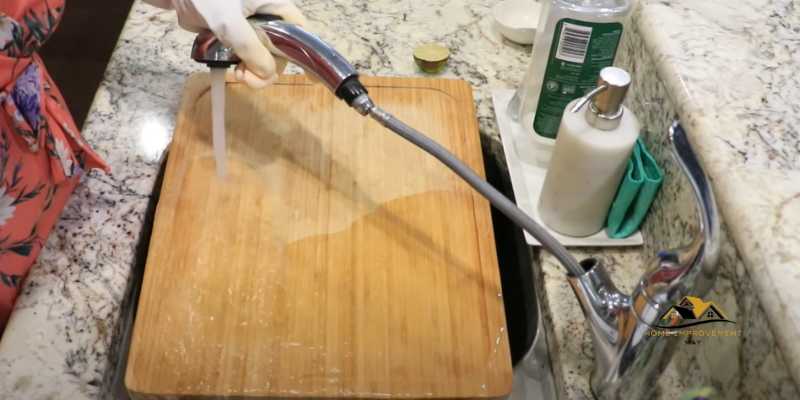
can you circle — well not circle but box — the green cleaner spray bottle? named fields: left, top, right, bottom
left=510, top=0, right=633, bottom=140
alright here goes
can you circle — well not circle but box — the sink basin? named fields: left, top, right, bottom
left=482, top=143, right=556, bottom=400
left=482, top=143, right=537, bottom=365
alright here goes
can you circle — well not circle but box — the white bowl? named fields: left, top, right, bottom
left=493, top=0, right=542, bottom=45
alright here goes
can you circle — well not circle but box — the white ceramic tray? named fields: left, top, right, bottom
left=491, top=89, right=644, bottom=247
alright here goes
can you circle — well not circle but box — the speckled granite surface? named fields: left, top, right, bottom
left=631, top=1, right=800, bottom=391
left=0, top=1, right=529, bottom=398
left=538, top=8, right=800, bottom=397
left=537, top=0, right=800, bottom=398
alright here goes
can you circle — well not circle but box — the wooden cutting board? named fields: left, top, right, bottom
left=126, top=74, right=511, bottom=399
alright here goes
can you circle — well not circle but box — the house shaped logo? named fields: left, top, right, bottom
left=655, top=296, right=735, bottom=329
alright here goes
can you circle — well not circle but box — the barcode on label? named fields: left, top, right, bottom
left=556, top=23, right=593, bottom=64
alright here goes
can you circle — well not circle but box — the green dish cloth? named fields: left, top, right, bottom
left=606, top=138, right=663, bottom=239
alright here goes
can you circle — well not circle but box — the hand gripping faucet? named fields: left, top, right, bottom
left=192, top=16, right=720, bottom=399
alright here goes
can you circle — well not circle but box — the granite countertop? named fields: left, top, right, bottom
left=0, top=0, right=528, bottom=398
left=538, top=0, right=800, bottom=398
left=1, top=0, right=799, bottom=398
left=634, top=0, right=800, bottom=386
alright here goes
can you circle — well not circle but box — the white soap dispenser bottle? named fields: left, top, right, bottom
left=538, top=67, right=639, bottom=237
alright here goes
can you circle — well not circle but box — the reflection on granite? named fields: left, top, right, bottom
left=537, top=1, right=800, bottom=398
left=0, top=0, right=531, bottom=398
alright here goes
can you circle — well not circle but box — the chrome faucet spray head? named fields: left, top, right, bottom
left=191, top=14, right=370, bottom=109
left=190, top=29, right=242, bottom=68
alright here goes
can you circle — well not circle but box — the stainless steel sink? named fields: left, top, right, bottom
left=482, top=142, right=557, bottom=399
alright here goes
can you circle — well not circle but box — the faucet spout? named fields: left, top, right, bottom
left=638, top=123, right=721, bottom=306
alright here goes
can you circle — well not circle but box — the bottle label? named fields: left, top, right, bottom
left=533, top=19, right=623, bottom=138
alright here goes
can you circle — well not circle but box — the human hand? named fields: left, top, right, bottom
left=144, top=0, right=307, bottom=88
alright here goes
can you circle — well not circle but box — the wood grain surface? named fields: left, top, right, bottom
left=125, top=74, right=511, bottom=399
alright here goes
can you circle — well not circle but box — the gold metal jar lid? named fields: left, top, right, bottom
left=413, top=43, right=449, bottom=74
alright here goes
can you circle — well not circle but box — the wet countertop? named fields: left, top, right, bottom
left=0, top=0, right=527, bottom=398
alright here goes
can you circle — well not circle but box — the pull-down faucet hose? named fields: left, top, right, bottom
left=352, top=95, right=583, bottom=276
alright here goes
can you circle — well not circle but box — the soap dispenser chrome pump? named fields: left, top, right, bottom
left=571, top=66, right=631, bottom=130
left=538, top=66, right=640, bottom=237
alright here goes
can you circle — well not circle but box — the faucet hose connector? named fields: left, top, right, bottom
left=335, top=77, right=370, bottom=108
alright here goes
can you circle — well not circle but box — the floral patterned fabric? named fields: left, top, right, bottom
left=0, top=1, right=108, bottom=331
